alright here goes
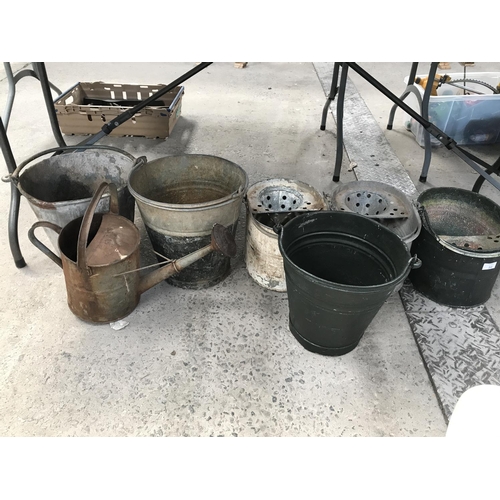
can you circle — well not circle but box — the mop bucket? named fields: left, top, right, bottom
left=245, top=178, right=327, bottom=292
left=278, top=211, right=420, bottom=356
left=128, top=154, right=248, bottom=289
left=10, top=145, right=142, bottom=252
left=410, top=187, right=500, bottom=307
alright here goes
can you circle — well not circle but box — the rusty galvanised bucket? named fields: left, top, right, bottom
left=128, top=154, right=248, bottom=289
left=10, top=145, right=143, bottom=253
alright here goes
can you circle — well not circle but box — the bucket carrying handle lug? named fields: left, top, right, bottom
left=28, top=221, right=63, bottom=268
left=132, top=155, right=147, bottom=170
left=410, top=254, right=422, bottom=269
left=9, top=145, right=138, bottom=185
left=77, top=182, right=120, bottom=270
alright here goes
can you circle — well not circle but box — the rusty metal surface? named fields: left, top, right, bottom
left=144, top=225, right=234, bottom=290
left=57, top=215, right=141, bottom=324
left=138, top=224, right=237, bottom=294
left=420, top=187, right=500, bottom=238
left=211, top=224, right=237, bottom=257
left=245, top=211, right=286, bottom=292
left=85, top=214, right=140, bottom=267
left=129, top=154, right=247, bottom=289
left=244, top=178, right=326, bottom=292
left=66, top=256, right=141, bottom=324
left=35, top=183, right=240, bottom=321
left=439, top=234, right=500, bottom=252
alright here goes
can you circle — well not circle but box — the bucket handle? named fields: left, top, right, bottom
left=28, top=221, right=63, bottom=268
left=417, top=203, right=438, bottom=238
left=206, top=185, right=246, bottom=207
left=77, top=182, right=120, bottom=271
left=417, top=202, right=452, bottom=250
left=8, top=145, right=139, bottom=185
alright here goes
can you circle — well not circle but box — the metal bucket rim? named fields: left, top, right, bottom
left=280, top=240, right=413, bottom=292
left=247, top=209, right=279, bottom=238
left=418, top=187, right=500, bottom=258
left=278, top=211, right=413, bottom=291
left=419, top=185, right=499, bottom=199
left=17, top=148, right=135, bottom=179
left=246, top=177, right=325, bottom=199
left=17, top=149, right=134, bottom=208
left=421, top=222, right=500, bottom=259
left=19, top=185, right=127, bottom=209
left=127, top=154, right=249, bottom=210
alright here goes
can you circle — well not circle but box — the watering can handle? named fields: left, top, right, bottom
left=77, top=182, right=120, bottom=270
left=9, top=145, right=137, bottom=183
left=28, top=221, right=63, bottom=268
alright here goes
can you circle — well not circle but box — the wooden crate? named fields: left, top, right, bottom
left=54, top=82, right=184, bottom=139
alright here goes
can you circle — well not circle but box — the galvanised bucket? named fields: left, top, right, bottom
left=10, top=145, right=142, bottom=253
left=128, top=154, right=248, bottom=289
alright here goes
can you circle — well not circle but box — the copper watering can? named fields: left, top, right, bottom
left=28, top=182, right=237, bottom=324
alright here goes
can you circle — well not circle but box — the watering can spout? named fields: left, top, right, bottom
left=137, top=224, right=237, bottom=295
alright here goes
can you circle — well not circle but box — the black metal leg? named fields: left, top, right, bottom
left=386, top=62, right=437, bottom=183
left=333, top=63, right=349, bottom=182
left=387, top=62, right=419, bottom=130
left=320, top=62, right=340, bottom=131
left=8, top=183, right=26, bottom=268
left=2, top=62, right=67, bottom=267
left=339, top=62, right=500, bottom=193
left=3, top=63, right=62, bottom=128
left=33, top=63, right=66, bottom=148
left=0, top=117, right=26, bottom=268
left=419, top=62, right=439, bottom=183
left=387, top=88, right=411, bottom=130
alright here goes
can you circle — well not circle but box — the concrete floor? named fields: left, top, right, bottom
left=2, top=61, right=498, bottom=437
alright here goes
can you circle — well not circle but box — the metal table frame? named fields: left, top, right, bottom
left=1, top=62, right=66, bottom=268
left=1, top=62, right=213, bottom=268
left=320, top=62, right=500, bottom=192
left=5, top=61, right=500, bottom=267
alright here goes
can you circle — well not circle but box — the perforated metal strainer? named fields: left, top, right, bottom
left=246, top=178, right=326, bottom=214
left=331, top=181, right=421, bottom=248
left=335, top=187, right=408, bottom=219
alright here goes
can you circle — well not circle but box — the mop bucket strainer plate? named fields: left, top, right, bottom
left=246, top=178, right=326, bottom=214
left=332, top=181, right=421, bottom=248
left=333, top=185, right=408, bottom=218
left=244, top=178, right=327, bottom=292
